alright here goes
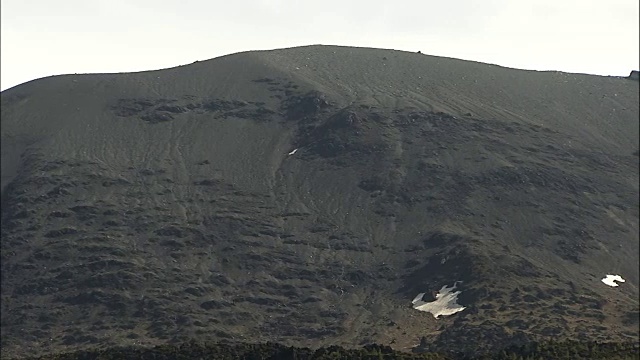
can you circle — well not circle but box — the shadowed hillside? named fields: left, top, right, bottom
left=1, top=45, right=638, bottom=358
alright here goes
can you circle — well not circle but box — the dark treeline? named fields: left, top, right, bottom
left=19, top=340, right=640, bottom=360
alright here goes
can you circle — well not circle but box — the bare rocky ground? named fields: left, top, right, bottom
left=1, top=45, right=638, bottom=358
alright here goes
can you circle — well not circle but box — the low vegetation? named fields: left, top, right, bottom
left=19, top=340, right=640, bottom=360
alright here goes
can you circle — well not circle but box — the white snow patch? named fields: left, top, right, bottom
left=288, top=148, right=298, bottom=155
left=601, top=274, right=625, bottom=287
left=412, top=282, right=466, bottom=319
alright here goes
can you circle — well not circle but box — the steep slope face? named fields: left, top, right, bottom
left=1, top=45, right=638, bottom=357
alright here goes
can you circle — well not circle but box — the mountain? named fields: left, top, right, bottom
left=1, top=45, right=638, bottom=358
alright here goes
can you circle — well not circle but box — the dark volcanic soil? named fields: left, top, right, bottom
left=1, top=45, right=638, bottom=358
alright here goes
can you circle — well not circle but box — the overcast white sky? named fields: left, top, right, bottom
left=1, top=0, right=638, bottom=91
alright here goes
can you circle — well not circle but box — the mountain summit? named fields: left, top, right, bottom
left=1, top=45, right=638, bottom=358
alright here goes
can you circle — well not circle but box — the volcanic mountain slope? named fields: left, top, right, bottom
left=1, top=45, right=638, bottom=358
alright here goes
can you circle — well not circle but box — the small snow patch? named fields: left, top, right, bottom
left=412, top=282, right=466, bottom=319
left=288, top=148, right=298, bottom=156
left=601, top=274, right=625, bottom=287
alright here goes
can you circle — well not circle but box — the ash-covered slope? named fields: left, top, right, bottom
left=1, top=45, right=638, bottom=358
